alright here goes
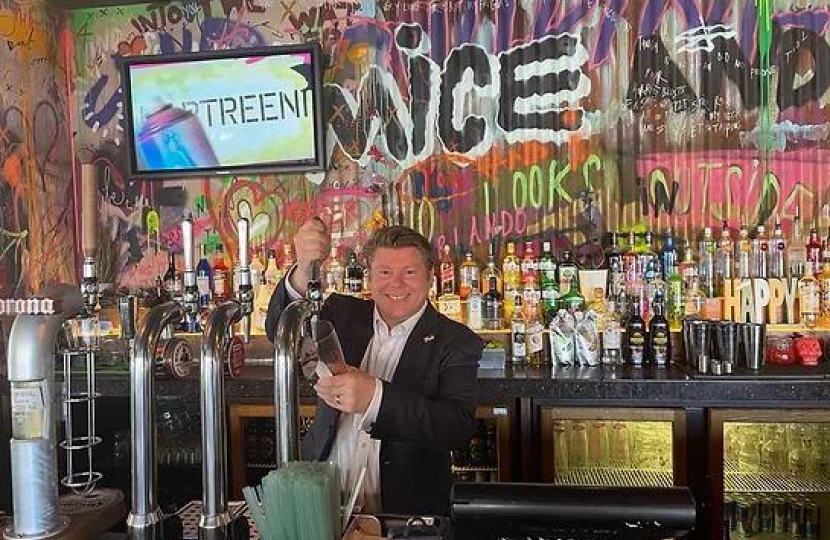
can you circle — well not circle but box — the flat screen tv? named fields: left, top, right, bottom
left=120, top=43, right=326, bottom=179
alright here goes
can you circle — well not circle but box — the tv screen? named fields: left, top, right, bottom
left=120, top=43, right=326, bottom=179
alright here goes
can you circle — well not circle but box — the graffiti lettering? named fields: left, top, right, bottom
left=328, top=28, right=590, bottom=167
left=130, top=1, right=209, bottom=33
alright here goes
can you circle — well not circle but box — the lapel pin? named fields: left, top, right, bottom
left=423, top=335, right=435, bottom=343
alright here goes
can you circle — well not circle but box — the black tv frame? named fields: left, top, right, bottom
left=118, top=42, right=327, bottom=180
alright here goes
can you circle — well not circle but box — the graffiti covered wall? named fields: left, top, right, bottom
left=72, top=0, right=830, bottom=280
left=0, top=0, right=75, bottom=295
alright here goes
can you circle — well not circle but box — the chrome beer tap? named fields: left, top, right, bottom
left=127, top=219, right=195, bottom=540
left=272, top=258, right=323, bottom=468
left=197, top=217, right=252, bottom=540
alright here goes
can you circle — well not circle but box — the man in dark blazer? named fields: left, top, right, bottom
left=266, top=219, right=483, bottom=516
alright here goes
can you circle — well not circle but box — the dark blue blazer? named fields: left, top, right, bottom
left=266, top=280, right=483, bottom=516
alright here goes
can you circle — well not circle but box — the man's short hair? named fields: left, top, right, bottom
left=364, top=226, right=436, bottom=270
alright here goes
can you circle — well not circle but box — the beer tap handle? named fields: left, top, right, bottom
left=183, top=217, right=195, bottom=275
left=236, top=217, right=253, bottom=342
left=80, top=163, right=99, bottom=314
left=181, top=217, right=200, bottom=331
left=307, top=260, right=322, bottom=305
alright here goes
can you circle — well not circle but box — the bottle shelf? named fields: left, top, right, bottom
left=553, top=467, right=673, bottom=488
left=724, top=459, right=830, bottom=493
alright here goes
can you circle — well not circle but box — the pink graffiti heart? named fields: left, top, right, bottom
left=203, top=177, right=276, bottom=255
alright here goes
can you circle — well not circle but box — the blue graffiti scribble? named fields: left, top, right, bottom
left=83, top=72, right=122, bottom=129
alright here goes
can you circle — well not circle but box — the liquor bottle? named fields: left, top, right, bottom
left=586, top=287, right=610, bottom=332
left=264, top=249, right=281, bottom=286
left=789, top=206, right=807, bottom=279
left=751, top=224, right=769, bottom=279
left=510, top=293, right=527, bottom=364
left=736, top=226, right=752, bottom=279
left=684, top=275, right=706, bottom=317
left=459, top=251, right=480, bottom=300
left=800, top=272, right=820, bottom=328
left=521, top=279, right=541, bottom=323
left=538, top=240, right=558, bottom=322
left=437, top=285, right=463, bottom=323
left=250, top=245, right=266, bottom=299
left=817, top=259, right=830, bottom=328
left=481, top=240, right=503, bottom=295
left=638, top=232, right=659, bottom=286
left=601, top=299, right=623, bottom=366
left=666, top=263, right=684, bottom=332
left=525, top=297, right=546, bottom=366
left=439, top=244, right=457, bottom=296
left=807, top=226, right=822, bottom=277
left=483, top=275, right=503, bottom=330
left=648, top=292, right=671, bottom=367
left=557, top=249, right=580, bottom=292
left=358, top=247, right=370, bottom=298
left=281, top=243, right=296, bottom=273
left=769, top=218, right=787, bottom=279
left=196, top=244, right=213, bottom=308
left=212, top=244, right=230, bottom=303
left=715, top=221, right=734, bottom=295
left=466, top=279, right=484, bottom=331
left=323, top=245, right=344, bottom=294
left=502, top=242, right=521, bottom=320
left=163, top=250, right=182, bottom=297
left=625, top=297, right=647, bottom=367
left=603, top=231, right=623, bottom=271
left=660, top=229, right=678, bottom=281
left=429, top=273, right=439, bottom=304
left=254, top=260, right=275, bottom=332
left=151, top=275, right=170, bottom=306
left=558, top=276, right=585, bottom=313
left=643, top=255, right=664, bottom=326
left=345, top=251, right=364, bottom=296
left=698, top=227, right=716, bottom=297
left=520, top=240, right=538, bottom=286
left=622, top=231, right=639, bottom=284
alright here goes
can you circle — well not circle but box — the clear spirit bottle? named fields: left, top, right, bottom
left=459, top=251, right=480, bottom=300
left=510, top=293, right=527, bottom=364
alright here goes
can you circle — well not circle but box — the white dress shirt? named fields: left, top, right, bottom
left=284, top=275, right=427, bottom=512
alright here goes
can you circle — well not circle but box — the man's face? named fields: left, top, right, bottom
left=368, top=246, right=432, bottom=328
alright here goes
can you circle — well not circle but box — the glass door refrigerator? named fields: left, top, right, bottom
left=539, top=406, right=688, bottom=488
left=710, top=409, right=830, bottom=540
left=450, top=405, right=513, bottom=483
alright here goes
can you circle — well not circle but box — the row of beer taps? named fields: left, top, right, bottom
left=127, top=214, right=254, bottom=540
left=4, top=162, right=287, bottom=540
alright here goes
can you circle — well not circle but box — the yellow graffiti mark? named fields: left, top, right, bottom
left=0, top=10, right=50, bottom=58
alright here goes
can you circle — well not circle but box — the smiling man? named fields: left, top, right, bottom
left=265, top=219, right=483, bottom=516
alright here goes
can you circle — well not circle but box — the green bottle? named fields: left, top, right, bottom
left=539, top=240, right=558, bottom=322
left=666, top=263, right=684, bottom=332
left=558, top=276, right=584, bottom=313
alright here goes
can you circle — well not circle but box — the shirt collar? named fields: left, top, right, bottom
left=373, top=301, right=428, bottom=338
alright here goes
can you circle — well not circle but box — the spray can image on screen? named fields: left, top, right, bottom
left=137, top=102, right=219, bottom=170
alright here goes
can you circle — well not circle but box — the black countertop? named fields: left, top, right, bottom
left=89, top=362, right=830, bottom=408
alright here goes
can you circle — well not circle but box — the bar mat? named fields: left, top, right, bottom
left=177, top=500, right=256, bottom=540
